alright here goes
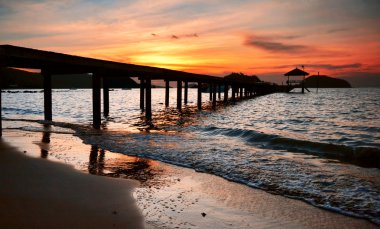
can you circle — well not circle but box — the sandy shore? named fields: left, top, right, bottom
left=1, top=126, right=378, bottom=228
left=0, top=138, right=144, bottom=228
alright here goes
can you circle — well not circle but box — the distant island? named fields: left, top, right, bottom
left=0, top=68, right=138, bottom=89
left=304, top=75, right=351, bottom=88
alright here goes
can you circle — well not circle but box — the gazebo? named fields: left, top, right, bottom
left=284, top=67, right=309, bottom=93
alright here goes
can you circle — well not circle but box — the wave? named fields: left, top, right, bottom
left=2, top=107, right=43, bottom=115
left=4, top=118, right=380, bottom=225
left=202, top=126, right=380, bottom=168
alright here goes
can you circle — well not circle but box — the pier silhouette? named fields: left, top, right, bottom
left=0, top=45, right=280, bottom=135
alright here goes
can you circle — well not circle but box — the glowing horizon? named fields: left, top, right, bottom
left=1, top=0, right=379, bottom=85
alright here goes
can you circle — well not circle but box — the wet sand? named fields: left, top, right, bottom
left=0, top=137, right=144, bottom=228
left=1, top=128, right=378, bottom=228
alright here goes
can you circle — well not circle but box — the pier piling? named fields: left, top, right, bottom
left=184, top=81, right=188, bottom=105
left=103, top=77, right=109, bottom=117
left=232, top=86, right=236, bottom=102
left=197, top=82, right=202, bottom=110
left=209, top=83, right=212, bottom=101
left=177, top=80, right=182, bottom=111
left=42, top=69, right=52, bottom=121
left=145, top=78, right=152, bottom=120
left=140, top=78, right=145, bottom=111
left=212, top=84, right=217, bottom=109
left=218, top=84, right=221, bottom=100
left=92, top=74, right=101, bottom=129
left=0, top=73, right=2, bottom=136
left=165, top=80, right=170, bottom=107
left=224, top=83, right=228, bottom=103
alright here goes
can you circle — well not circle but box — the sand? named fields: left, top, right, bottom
left=0, top=139, right=145, bottom=228
left=1, top=126, right=378, bottom=228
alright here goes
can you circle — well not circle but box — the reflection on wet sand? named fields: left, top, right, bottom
left=40, top=127, right=51, bottom=159
left=88, top=145, right=163, bottom=186
left=88, top=145, right=105, bottom=175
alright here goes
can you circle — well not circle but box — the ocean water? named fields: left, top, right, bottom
left=2, top=88, right=380, bottom=224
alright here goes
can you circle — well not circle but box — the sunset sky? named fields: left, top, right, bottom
left=1, top=0, right=379, bottom=85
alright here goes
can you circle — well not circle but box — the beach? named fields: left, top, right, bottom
left=1, top=127, right=377, bottom=228
left=0, top=132, right=144, bottom=229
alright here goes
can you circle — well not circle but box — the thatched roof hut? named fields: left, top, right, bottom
left=284, top=68, right=309, bottom=76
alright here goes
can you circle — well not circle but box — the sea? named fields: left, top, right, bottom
left=2, top=88, right=380, bottom=224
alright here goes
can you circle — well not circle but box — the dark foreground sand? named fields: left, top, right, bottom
left=1, top=127, right=378, bottom=229
left=0, top=140, right=144, bottom=229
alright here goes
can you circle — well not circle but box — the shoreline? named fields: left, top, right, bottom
left=1, top=127, right=378, bottom=228
left=0, top=134, right=145, bottom=228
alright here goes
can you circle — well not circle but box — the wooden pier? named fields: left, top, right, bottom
left=0, top=45, right=278, bottom=136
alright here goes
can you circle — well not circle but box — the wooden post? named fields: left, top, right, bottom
left=140, top=78, right=145, bottom=111
left=42, top=69, right=52, bottom=121
left=0, top=71, right=2, bottom=136
left=197, top=82, right=202, bottom=110
left=212, top=83, right=217, bottom=109
left=184, top=81, right=188, bottom=105
left=145, top=78, right=152, bottom=120
left=218, top=84, right=221, bottom=100
left=232, top=86, right=236, bottom=102
left=316, top=72, right=319, bottom=93
left=165, top=80, right=170, bottom=107
left=287, top=75, right=290, bottom=93
left=302, top=75, right=305, bottom=94
left=209, top=83, right=212, bottom=101
left=177, top=80, right=182, bottom=110
left=224, top=83, right=228, bottom=103
left=103, top=77, right=109, bottom=117
left=92, top=74, right=101, bottom=129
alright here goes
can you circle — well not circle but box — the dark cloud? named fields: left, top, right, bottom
left=244, top=34, right=312, bottom=53
left=308, top=63, right=362, bottom=70
left=274, top=63, right=362, bottom=70
left=245, top=37, right=309, bottom=53
left=151, top=33, right=158, bottom=36
left=170, top=33, right=198, bottom=40
left=277, top=35, right=303, bottom=40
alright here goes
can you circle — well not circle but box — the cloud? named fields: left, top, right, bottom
left=170, top=33, right=198, bottom=40
left=245, top=36, right=310, bottom=53
left=307, top=63, right=362, bottom=70
left=252, top=63, right=363, bottom=72
left=272, top=63, right=362, bottom=70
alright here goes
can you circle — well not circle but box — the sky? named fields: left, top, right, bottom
left=1, top=0, right=380, bottom=86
